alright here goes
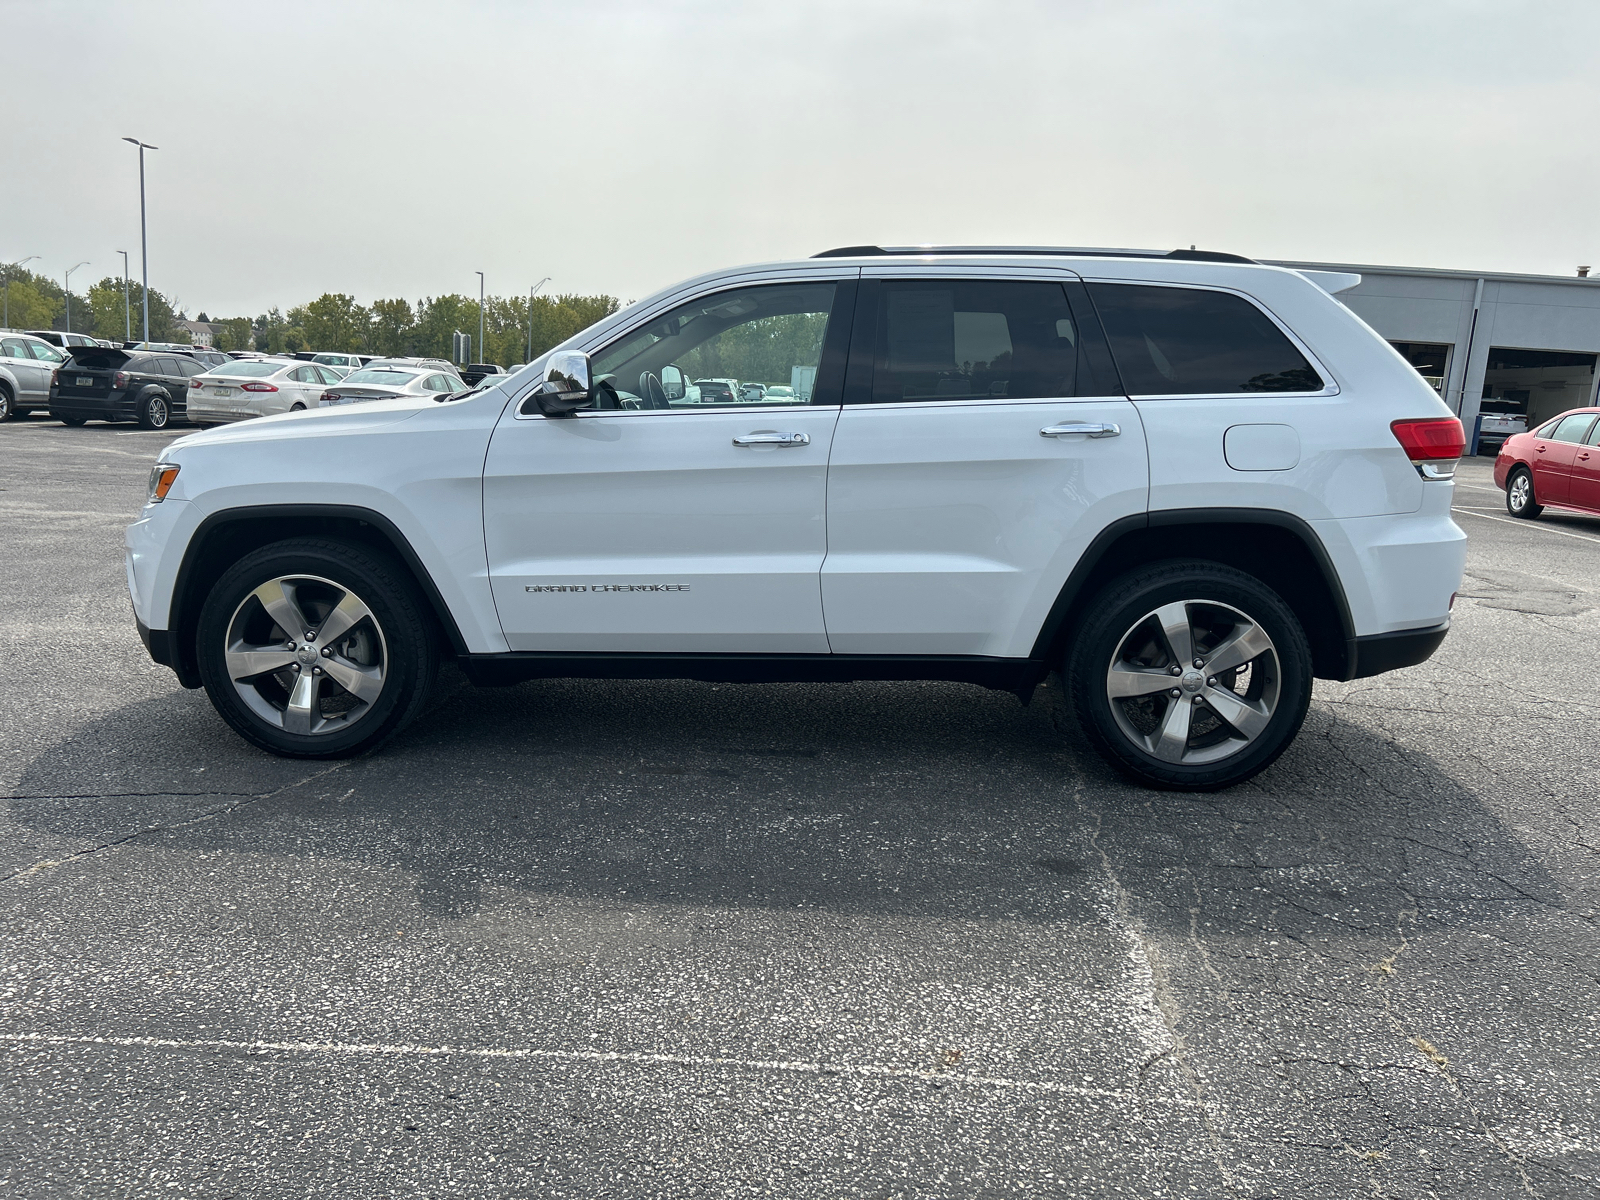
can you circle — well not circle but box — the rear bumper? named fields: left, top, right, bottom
left=49, top=391, right=135, bottom=420
left=1346, top=620, right=1450, bottom=679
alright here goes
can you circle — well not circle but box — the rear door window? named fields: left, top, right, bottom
left=868, top=279, right=1081, bottom=403
left=1088, top=283, right=1323, bottom=396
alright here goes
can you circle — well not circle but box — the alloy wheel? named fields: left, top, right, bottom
left=147, top=396, right=169, bottom=428
left=223, top=574, right=388, bottom=736
left=1103, top=599, right=1281, bottom=766
left=1509, top=473, right=1531, bottom=513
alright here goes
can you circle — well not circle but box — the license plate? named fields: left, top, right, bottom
left=211, top=386, right=233, bottom=396
left=76, top=376, right=93, bottom=387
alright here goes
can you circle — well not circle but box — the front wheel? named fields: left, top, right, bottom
left=1505, top=467, right=1542, bottom=519
left=196, top=538, right=439, bottom=758
left=0, top=388, right=14, bottom=421
left=137, top=391, right=171, bottom=430
left=1065, top=560, right=1313, bottom=791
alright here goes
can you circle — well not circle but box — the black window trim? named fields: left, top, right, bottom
left=1080, top=278, right=1340, bottom=401
left=515, top=275, right=860, bottom=421
left=841, top=270, right=1124, bottom=405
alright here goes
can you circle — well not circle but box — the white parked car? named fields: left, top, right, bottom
left=127, top=246, right=1466, bottom=789
left=312, top=352, right=367, bottom=372
left=186, top=359, right=343, bottom=425
left=320, top=365, right=470, bottom=407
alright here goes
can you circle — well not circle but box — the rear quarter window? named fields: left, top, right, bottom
left=1088, top=283, right=1324, bottom=396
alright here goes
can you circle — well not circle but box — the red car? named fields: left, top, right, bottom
left=1494, top=407, right=1600, bottom=518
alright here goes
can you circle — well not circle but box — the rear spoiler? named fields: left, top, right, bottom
left=1296, top=270, right=1362, bottom=295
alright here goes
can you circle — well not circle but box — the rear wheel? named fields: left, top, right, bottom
left=196, top=538, right=439, bottom=758
left=1065, top=560, right=1313, bottom=791
left=290, top=402, right=306, bottom=411
left=137, top=391, right=171, bottom=430
left=60, top=416, right=87, bottom=427
left=1506, top=467, right=1542, bottom=519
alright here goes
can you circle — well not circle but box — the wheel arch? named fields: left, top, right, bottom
left=165, top=504, right=470, bottom=688
left=1029, top=508, right=1358, bottom=682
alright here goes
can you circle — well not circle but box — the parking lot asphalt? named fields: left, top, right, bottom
left=1, top=418, right=1597, bottom=1199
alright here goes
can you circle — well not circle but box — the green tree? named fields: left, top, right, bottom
left=411, top=294, right=477, bottom=361
left=3, top=267, right=64, bottom=332
left=213, top=317, right=252, bottom=352
left=369, top=298, right=416, bottom=357
left=302, top=293, right=370, bottom=353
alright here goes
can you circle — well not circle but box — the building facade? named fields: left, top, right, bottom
left=1272, top=260, right=1600, bottom=453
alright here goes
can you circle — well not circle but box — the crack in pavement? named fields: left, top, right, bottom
left=0, top=764, right=348, bottom=884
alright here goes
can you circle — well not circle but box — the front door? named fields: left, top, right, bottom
left=821, top=273, right=1148, bottom=658
left=484, top=276, right=854, bottom=653
left=1566, top=413, right=1600, bottom=511
left=1531, top=412, right=1595, bottom=505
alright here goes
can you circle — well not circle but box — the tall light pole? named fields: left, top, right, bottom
left=123, top=138, right=158, bottom=345
left=117, top=250, right=131, bottom=341
left=4, top=255, right=38, bottom=330
left=526, top=276, right=550, bottom=363
left=475, top=271, right=485, bottom=365
left=64, top=262, right=89, bottom=334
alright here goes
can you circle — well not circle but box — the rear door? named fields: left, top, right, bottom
left=821, top=269, right=1147, bottom=657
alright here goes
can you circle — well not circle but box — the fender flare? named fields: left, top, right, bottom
left=1026, top=507, right=1359, bottom=681
left=162, top=503, right=471, bottom=687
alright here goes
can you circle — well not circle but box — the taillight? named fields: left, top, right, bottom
left=242, top=382, right=278, bottom=392
left=51, top=369, right=59, bottom=388
left=113, top=371, right=129, bottom=389
left=190, top=378, right=204, bottom=388
left=322, top=393, right=341, bottom=404
left=1391, top=417, right=1465, bottom=480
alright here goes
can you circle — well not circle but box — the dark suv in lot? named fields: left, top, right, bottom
left=49, top=348, right=201, bottom=428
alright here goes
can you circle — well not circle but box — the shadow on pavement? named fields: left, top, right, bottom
left=7, top=674, right=1560, bottom=932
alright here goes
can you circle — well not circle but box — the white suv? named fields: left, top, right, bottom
left=126, top=247, right=1467, bottom=789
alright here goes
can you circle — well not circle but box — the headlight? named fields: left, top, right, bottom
left=147, top=463, right=180, bottom=503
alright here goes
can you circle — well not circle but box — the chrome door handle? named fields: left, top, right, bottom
left=1040, top=422, right=1120, bottom=438
left=732, top=431, right=810, bottom=447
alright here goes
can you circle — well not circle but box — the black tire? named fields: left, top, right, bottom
left=0, top=386, right=14, bottom=421
left=196, top=538, right=440, bottom=759
left=1505, top=467, right=1542, bottom=519
left=290, top=402, right=306, bottom=411
left=1065, top=560, right=1313, bottom=791
left=136, top=391, right=171, bottom=430
left=59, top=415, right=87, bottom=427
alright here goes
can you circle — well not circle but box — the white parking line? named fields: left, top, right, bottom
left=1452, top=507, right=1600, bottom=544
left=0, top=1029, right=1195, bottom=1107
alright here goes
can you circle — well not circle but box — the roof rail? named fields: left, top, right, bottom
left=812, top=245, right=1256, bottom=265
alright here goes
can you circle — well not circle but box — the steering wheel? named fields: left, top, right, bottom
left=638, top=371, right=669, bottom=410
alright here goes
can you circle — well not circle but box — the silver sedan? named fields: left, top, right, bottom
left=320, top=366, right=469, bottom=407
left=188, top=359, right=345, bottom=425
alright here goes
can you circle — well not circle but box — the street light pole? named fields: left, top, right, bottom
left=64, top=262, right=89, bottom=334
left=475, top=271, right=485, bottom=365
left=4, top=255, right=38, bottom=330
left=117, top=251, right=131, bottom=341
left=527, top=276, right=550, bottom=363
left=123, top=138, right=158, bottom=345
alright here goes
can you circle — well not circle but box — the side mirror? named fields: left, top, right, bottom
left=660, top=364, right=686, bottom=401
left=525, top=350, right=594, bottom=416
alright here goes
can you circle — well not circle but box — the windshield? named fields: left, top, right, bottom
left=342, top=368, right=419, bottom=386
left=210, top=361, right=286, bottom=378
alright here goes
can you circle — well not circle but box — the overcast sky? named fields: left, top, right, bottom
left=8, top=0, right=1600, bottom=317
